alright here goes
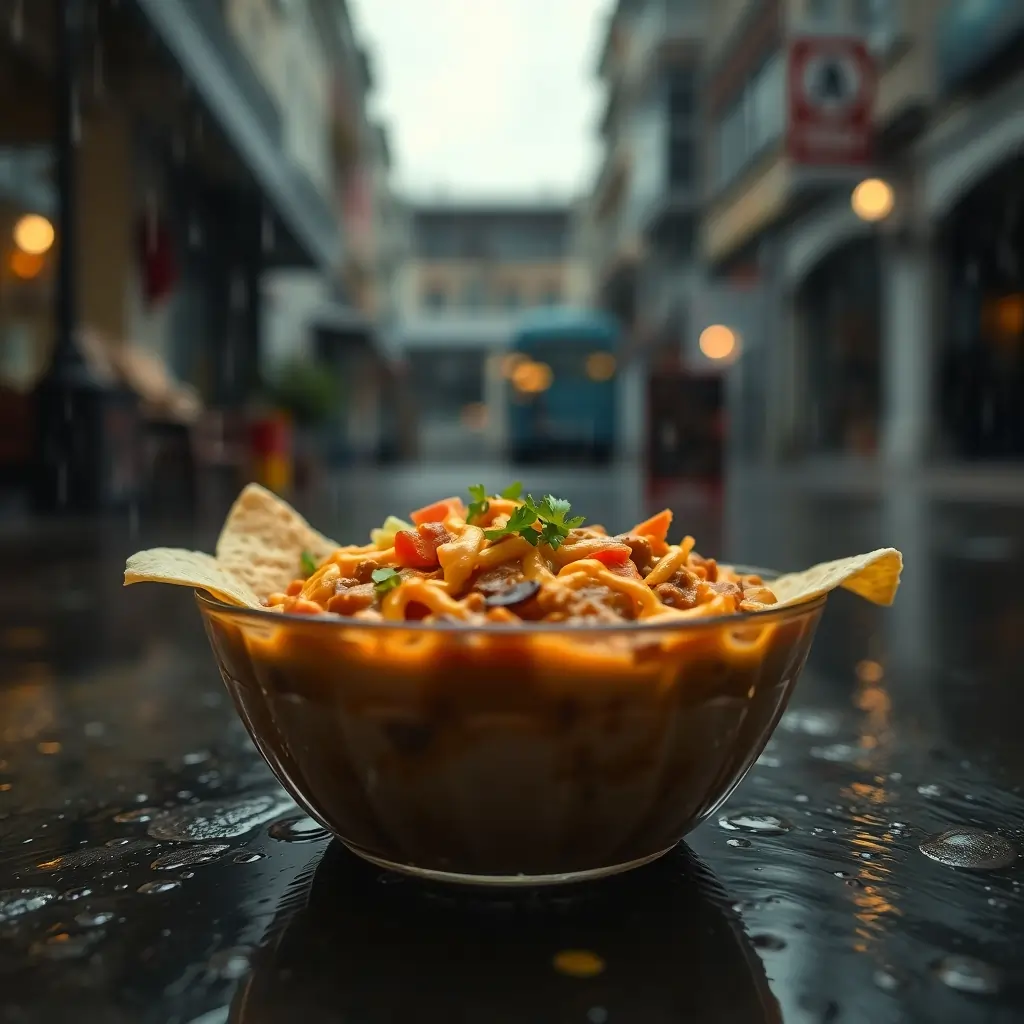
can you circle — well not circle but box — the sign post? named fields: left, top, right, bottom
left=787, top=37, right=875, bottom=166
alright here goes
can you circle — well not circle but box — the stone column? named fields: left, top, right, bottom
left=880, top=234, right=936, bottom=466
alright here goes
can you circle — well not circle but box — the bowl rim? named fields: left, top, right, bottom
left=194, top=564, right=830, bottom=635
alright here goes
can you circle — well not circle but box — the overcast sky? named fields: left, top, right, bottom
left=349, top=0, right=612, bottom=201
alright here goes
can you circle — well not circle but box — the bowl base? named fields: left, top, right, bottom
left=341, top=843, right=678, bottom=887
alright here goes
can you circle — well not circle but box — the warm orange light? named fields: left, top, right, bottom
left=851, top=179, right=894, bottom=223
left=500, top=352, right=528, bottom=378
left=460, top=402, right=489, bottom=430
left=512, top=360, right=553, bottom=394
left=9, top=249, right=45, bottom=279
left=13, top=214, right=55, bottom=255
left=698, top=325, right=738, bottom=361
left=585, top=351, right=617, bottom=381
left=993, top=295, right=1024, bottom=338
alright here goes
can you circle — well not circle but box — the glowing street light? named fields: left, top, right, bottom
left=851, top=178, right=894, bottom=223
left=699, top=325, right=739, bottom=361
left=13, top=213, right=55, bottom=255
left=512, top=360, right=553, bottom=394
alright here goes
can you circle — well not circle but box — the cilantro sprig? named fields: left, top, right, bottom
left=466, top=481, right=524, bottom=523
left=482, top=492, right=584, bottom=550
left=300, top=550, right=318, bottom=578
left=371, top=567, right=402, bottom=596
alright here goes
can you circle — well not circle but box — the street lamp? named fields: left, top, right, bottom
left=13, top=214, right=55, bottom=255
left=851, top=178, right=894, bottom=222
left=699, top=325, right=739, bottom=362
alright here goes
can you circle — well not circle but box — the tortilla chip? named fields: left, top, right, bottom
left=770, top=548, right=902, bottom=608
left=214, top=483, right=339, bottom=598
left=124, top=548, right=261, bottom=608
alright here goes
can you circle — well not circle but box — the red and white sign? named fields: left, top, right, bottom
left=787, top=37, right=875, bottom=166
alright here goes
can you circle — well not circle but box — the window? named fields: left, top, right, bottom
left=668, top=68, right=697, bottom=122
left=423, top=287, right=447, bottom=312
left=668, top=137, right=695, bottom=189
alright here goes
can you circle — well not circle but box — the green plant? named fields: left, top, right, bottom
left=266, top=357, right=342, bottom=427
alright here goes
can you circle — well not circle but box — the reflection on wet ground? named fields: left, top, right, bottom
left=0, top=466, right=1023, bottom=1022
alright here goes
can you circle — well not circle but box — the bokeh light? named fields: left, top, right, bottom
left=585, top=351, right=617, bottom=381
left=851, top=179, right=894, bottom=223
left=512, top=360, right=553, bottom=394
left=9, top=249, right=45, bottom=279
left=698, top=325, right=738, bottom=361
left=13, top=214, right=55, bottom=255
left=500, top=352, right=528, bottom=378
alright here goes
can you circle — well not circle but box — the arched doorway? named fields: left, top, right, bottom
left=938, top=155, right=1024, bottom=459
left=794, top=237, right=882, bottom=456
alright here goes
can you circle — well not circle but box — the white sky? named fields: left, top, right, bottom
left=349, top=0, right=612, bottom=201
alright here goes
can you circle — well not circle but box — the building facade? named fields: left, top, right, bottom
left=701, top=0, right=1024, bottom=468
left=394, top=201, right=583, bottom=461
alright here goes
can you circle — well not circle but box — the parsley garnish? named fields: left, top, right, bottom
left=300, top=550, right=317, bottom=577
left=482, top=492, right=584, bottom=550
left=466, top=481, right=524, bottom=523
left=371, top=567, right=402, bottom=595
left=467, top=483, right=489, bottom=523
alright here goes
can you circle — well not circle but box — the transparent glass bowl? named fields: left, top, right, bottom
left=198, top=584, right=825, bottom=886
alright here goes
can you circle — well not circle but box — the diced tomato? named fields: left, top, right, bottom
left=589, top=544, right=633, bottom=567
left=394, top=522, right=451, bottom=568
left=410, top=497, right=466, bottom=525
left=632, top=508, right=673, bottom=544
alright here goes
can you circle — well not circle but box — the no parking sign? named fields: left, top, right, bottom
left=787, top=36, right=875, bottom=165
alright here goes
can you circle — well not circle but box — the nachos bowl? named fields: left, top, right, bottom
left=127, top=484, right=901, bottom=885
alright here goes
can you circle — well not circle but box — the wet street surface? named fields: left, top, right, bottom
left=1, top=464, right=1023, bottom=1023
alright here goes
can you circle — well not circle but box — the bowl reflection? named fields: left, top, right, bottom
left=231, top=843, right=782, bottom=1024
left=200, top=591, right=824, bottom=884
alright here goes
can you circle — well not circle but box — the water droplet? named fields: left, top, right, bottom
left=114, top=883, right=128, bottom=892
left=873, top=965, right=907, bottom=993
left=919, top=829, right=1017, bottom=870
left=845, top=878, right=864, bottom=888
left=751, top=933, right=786, bottom=952
left=718, top=812, right=792, bottom=836
left=208, top=946, right=251, bottom=980
left=75, top=910, right=115, bottom=928
left=231, top=851, right=265, bottom=865
left=987, top=897, right=1008, bottom=909
left=0, top=888, right=57, bottom=922
left=60, top=887, right=91, bottom=902
left=113, top=807, right=158, bottom=824
left=756, top=753, right=782, bottom=768
left=781, top=708, right=841, bottom=736
left=833, top=870, right=851, bottom=878
left=726, top=837, right=752, bottom=848
left=36, top=840, right=157, bottom=872
left=810, top=743, right=865, bottom=763
left=860, top=852, right=873, bottom=860
left=138, top=880, right=181, bottom=895
left=151, top=844, right=230, bottom=871
left=148, top=793, right=295, bottom=842
left=795, top=794, right=810, bottom=803
left=180, top=871, right=195, bottom=879
left=182, top=750, right=212, bottom=766
left=268, top=815, right=330, bottom=843
left=105, top=838, right=131, bottom=847
left=934, top=955, right=1002, bottom=995
left=917, top=783, right=944, bottom=798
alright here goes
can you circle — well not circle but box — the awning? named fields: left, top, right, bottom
left=134, top=0, right=342, bottom=272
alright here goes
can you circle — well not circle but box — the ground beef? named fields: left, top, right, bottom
left=326, top=582, right=376, bottom=615
left=614, top=533, right=654, bottom=575
left=654, top=567, right=706, bottom=610
left=708, top=579, right=742, bottom=600
left=689, top=553, right=719, bottom=583
left=352, top=559, right=380, bottom=584
left=537, top=582, right=635, bottom=622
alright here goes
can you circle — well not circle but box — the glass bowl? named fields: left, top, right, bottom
left=197, top=582, right=826, bottom=886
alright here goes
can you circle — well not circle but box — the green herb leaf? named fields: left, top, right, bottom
left=300, top=550, right=317, bottom=577
left=466, top=483, right=490, bottom=524
left=481, top=492, right=584, bottom=550
left=371, top=567, right=402, bottom=596
left=483, top=503, right=537, bottom=543
left=501, top=481, right=523, bottom=500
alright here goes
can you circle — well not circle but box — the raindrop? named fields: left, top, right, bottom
left=933, top=955, right=1002, bottom=996
left=751, top=934, right=786, bottom=952
left=75, top=910, right=115, bottom=928
left=147, top=793, right=295, bottom=842
left=137, top=880, right=181, bottom=895
left=718, top=812, right=792, bottom=836
left=726, top=838, right=752, bottom=849
left=180, top=871, right=195, bottom=879
left=231, top=851, right=265, bottom=865
left=151, top=844, right=230, bottom=871
left=873, top=966, right=907, bottom=993
left=987, top=897, right=1008, bottom=909
left=113, top=807, right=159, bottom=824
left=917, top=783, right=944, bottom=798
left=919, top=829, right=1016, bottom=871
left=810, top=743, right=864, bottom=763
left=60, top=887, right=92, bottom=902
left=208, top=946, right=251, bottom=981
left=780, top=708, right=841, bottom=737
left=268, top=815, right=330, bottom=843
left=182, top=750, right=212, bottom=765
left=795, top=794, right=810, bottom=803
left=756, top=753, right=782, bottom=768
left=105, top=837, right=131, bottom=847
left=833, top=870, right=851, bottom=879
left=0, top=888, right=57, bottom=922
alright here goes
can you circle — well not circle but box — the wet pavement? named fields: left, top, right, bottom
left=1, top=464, right=1023, bottom=1023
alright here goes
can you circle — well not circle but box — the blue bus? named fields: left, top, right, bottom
left=507, top=308, right=620, bottom=464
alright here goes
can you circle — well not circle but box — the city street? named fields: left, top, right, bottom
left=0, top=464, right=1022, bottom=1022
